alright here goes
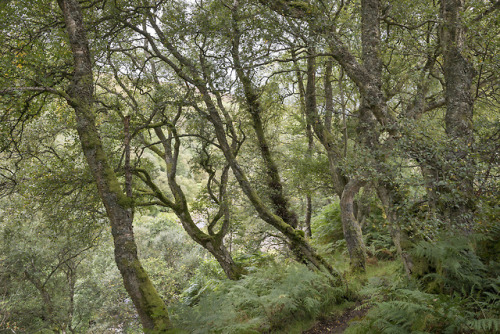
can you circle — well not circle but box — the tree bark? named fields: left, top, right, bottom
left=340, top=180, right=367, bottom=272
left=441, top=0, right=476, bottom=230
left=56, top=1, right=173, bottom=332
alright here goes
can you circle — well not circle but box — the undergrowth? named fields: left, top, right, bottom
left=172, top=264, right=349, bottom=333
left=345, top=231, right=500, bottom=334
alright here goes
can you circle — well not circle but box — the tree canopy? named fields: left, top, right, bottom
left=0, top=0, right=498, bottom=333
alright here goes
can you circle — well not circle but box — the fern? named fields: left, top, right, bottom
left=411, top=235, right=487, bottom=295
left=346, top=268, right=500, bottom=333
left=347, top=229, right=500, bottom=334
left=465, top=318, right=500, bottom=333
left=173, top=264, right=347, bottom=333
left=311, top=203, right=345, bottom=255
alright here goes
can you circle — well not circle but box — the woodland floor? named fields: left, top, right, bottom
left=302, top=301, right=369, bottom=333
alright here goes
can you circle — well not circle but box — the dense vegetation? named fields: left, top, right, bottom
left=0, top=0, right=498, bottom=333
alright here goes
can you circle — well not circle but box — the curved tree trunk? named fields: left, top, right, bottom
left=176, top=211, right=245, bottom=280
left=302, top=44, right=368, bottom=272
left=128, top=7, right=337, bottom=279
left=229, top=8, right=337, bottom=275
left=136, top=161, right=245, bottom=281
left=149, top=124, right=244, bottom=280
left=56, top=1, right=173, bottom=332
left=230, top=17, right=299, bottom=230
left=204, top=240, right=246, bottom=280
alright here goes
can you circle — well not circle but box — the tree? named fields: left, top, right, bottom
left=260, top=0, right=498, bottom=273
left=111, top=0, right=340, bottom=277
left=99, top=39, right=245, bottom=279
left=0, top=117, right=104, bottom=332
left=1, top=0, right=175, bottom=331
left=1, top=0, right=498, bottom=331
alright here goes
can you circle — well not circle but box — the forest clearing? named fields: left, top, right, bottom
left=0, top=0, right=499, bottom=333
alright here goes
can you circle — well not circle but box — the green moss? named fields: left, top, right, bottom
left=123, top=240, right=138, bottom=254
left=77, top=106, right=134, bottom=210
left=130, top=260, right=174, bottom=332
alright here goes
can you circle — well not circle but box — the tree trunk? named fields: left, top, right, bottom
left=305, top=195, right=313, bottom=238
left=304, top=46, right=347, bottom=197
left=441, top=0, right=476, bottom=231
left=291, top=47, right=315, bottom=238
left=56, top=1, right=173, bottom=332
left=229, top=8, right=336, bottom=275
left=377, top=186, right=413, bottom=278
left=204, top=98, right=336, bottom=275
left=390, top=227, right=413, bottom=278
left=133, top=6, right=337, bottom=278
left=303, top=45, right=367, bottom=272
left=204, top=240, right=246, bottom=280
left=24, top=270, right=57, bottom=330
left=64, top=262, right=76, bottom=334
left=340, top=180, right=367, bottom=271
left=230, top=16, right=299, bottom=229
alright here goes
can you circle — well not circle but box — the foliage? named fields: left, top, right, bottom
left=0, top=0, right=499, bottom=331
left=364, top=229, right=396, bottom=261
left=173, top=264, right=347, bottom=333
left=311, top=202, right=345, bottom=255
left=0, top=198, right=102, bottom=333
left=346, top=287, right=500, bottom=334
left=312, top=200, right=396, bottom=260
left=361, top=197, right=396, bottom=261
left=345, top=231, right=500, bottom=334
left=411, top=235, right=488, bottom=295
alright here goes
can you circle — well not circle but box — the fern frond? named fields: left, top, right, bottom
left=465, top=318, right=500, bottom=332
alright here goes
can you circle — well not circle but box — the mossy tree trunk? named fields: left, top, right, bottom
left=135, top=120, right=245, bottom=280
left=229, top=6, right=338, bottom=275
left=56, top=1, right=174, bottom=332
left=377, top=186, right=413, bottom=278
left=296, top=39, right=366, bottom=270
left=230, top=12, right=299, bottom=230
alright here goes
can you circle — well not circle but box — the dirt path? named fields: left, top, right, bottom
left=302, top=302, right=369, bottom=334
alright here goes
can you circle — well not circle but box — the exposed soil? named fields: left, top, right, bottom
left=302, top=302, right=369, bottom=334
